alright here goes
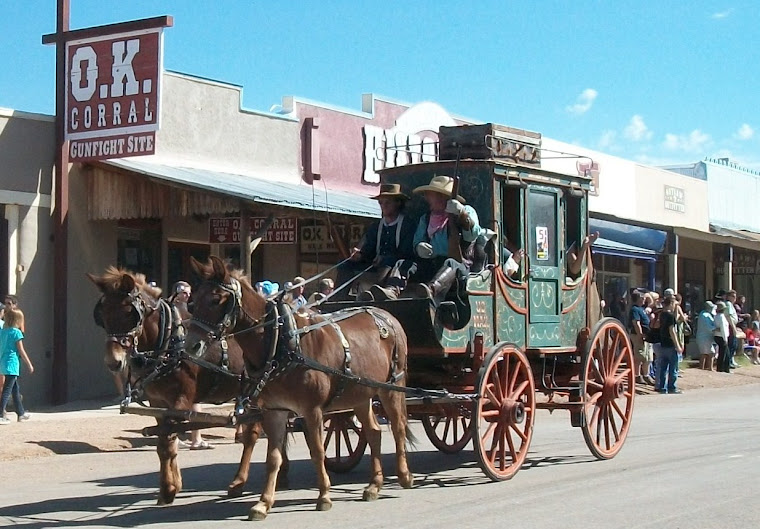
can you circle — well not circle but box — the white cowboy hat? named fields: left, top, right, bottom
left=413, top=175, right=465, bottom=203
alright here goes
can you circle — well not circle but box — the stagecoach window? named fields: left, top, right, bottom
left=529, top=191, right=557, bottom=267
left=501, top=186, right=523, bottom=279
left=564, top=194, right=582, bottom=259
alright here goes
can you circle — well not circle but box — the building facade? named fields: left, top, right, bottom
left=0, top=108, right=55, bottom=405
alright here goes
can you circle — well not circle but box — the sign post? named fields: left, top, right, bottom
left=43, top=8, right=172, bottom=403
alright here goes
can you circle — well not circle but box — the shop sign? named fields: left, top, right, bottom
left=66, top=28, right=165, bottom=162
left=300, top=224, right=365, bottom=253
left=664, top=185, right=686, bottom=213
left=733, top=249, right=760, bottom=275
left=362, top=102, right=456, bottom=184
left=209, top=217, right=297, bottom=244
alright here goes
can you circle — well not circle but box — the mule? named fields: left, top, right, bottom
left=186, top=256, right=414, bottom=520
left=88, top=267, right=277, bottom=504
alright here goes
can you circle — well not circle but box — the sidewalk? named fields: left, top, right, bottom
left=635, top=356, right=760, bottom=395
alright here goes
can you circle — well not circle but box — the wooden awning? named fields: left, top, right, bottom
left=87, top=158, right=381, bottom=221
left=87, top=164, right=239, bottom=220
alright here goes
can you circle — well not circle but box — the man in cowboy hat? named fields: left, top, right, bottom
left=365, top=175, right=482, bottom=313
left=334, top=183, right=415, bottom=298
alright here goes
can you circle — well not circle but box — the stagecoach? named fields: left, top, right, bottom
left=319, top=123, right=635, bottom=480
left=101, top=123, right=634, bottom=515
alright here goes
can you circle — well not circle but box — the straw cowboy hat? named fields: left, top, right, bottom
left=370, top=183, right=409, bottom=201
left=413, top=175, right=464, bottom=203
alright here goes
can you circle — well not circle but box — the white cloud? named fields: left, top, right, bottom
left=597, top=130, right=617, bottom=150
left=663, top=129, right=712, bottom=152
left=711, top=8, right=734, bottom=19
left=565, top=88, right=598, bottom=115
left=623, top=115, right=653, bottom=142
left=734, top=123, right=754, bottom=140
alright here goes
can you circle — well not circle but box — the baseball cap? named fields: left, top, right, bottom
left=173, top=281, right=191, bottom=294
left=663, top=288, right=675, bottom=298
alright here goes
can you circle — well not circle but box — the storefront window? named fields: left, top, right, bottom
left=678, top=257, right=706, bottom=318
left=593, top=253, right=630, bottom=326
left=116, top=220, right=161, bottom=283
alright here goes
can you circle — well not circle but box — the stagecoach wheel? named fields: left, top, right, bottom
left=581, top=317, right=636, bottom=460
left=323, top=412, right=368, bottom=473
left=473, top=343, right=535, bottom=481
left=421, top=407, right=473, bottom=454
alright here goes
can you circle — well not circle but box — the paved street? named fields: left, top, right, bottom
left=1, top=384, right=758, bottom=528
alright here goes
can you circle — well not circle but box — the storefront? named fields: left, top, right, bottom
left=540, top=138, right=712, bottom=322
left=0, top=108, right=54, bottom=405
left=64, top=72, right=380, bottom=401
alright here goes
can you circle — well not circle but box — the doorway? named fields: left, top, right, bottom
left=168, top=241, right=210, bottom=288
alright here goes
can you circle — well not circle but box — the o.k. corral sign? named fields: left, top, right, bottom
left=66, top=27, right=166, bottom=162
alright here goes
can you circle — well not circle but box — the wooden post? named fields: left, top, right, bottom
left=240, top=208, right=252, bottom=278
left=52, top=0, right=70, bottom=405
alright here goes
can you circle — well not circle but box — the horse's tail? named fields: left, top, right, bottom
left=405, top=425, right=419, bottom=451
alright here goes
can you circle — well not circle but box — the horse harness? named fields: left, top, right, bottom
left=192, top=277, right=408, bottom=416
left=94, top=288, right=203, bottom=404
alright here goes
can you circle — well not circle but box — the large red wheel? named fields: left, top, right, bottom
left=473, top=343, right=535, bottom=481
left=581, top=317, right=636, bottom=459
left=421, top=406, right=473, bottom=454
left=323, top=412, right=368, bottom=473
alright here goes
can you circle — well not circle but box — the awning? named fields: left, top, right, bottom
left=673, top=225, right=760, bottom=251
left=592, top=237, right=657, bottom=261
left=102, top=158, right=381, bottom=219
left=589, top=218, right=667, bottom=253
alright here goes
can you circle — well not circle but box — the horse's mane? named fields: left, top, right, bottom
left=99, top=266, right=163, bottom=299
left=228, top=268, right=255, bottom=293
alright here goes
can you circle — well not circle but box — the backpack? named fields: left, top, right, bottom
left=644, top=310, right=661, bottom=343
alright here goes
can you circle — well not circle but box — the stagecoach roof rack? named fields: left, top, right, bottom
left=379, top=122, right=596, bottom=170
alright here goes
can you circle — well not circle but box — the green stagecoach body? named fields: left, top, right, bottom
left=361, top=157, right=598, bottom=357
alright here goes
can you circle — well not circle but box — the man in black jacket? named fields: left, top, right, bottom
left=334, top=184, right=415, bottom=299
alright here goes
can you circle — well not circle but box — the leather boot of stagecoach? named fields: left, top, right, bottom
left=406, top=266, right=458, bottom=307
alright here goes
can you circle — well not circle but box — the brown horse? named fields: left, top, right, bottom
left=88, top=267, right=274, bottom=504
left=186, top=256, right=414, bottom=520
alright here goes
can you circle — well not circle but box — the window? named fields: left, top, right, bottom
left=500, top=185, right=522, bottom=278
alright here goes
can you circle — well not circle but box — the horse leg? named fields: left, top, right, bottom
left=302, top=408, right=333, bottom=511
left=227, top=422, right=260, bottom=497
left=354, top=399, right=384, bottom=501
left=249, top=410, right=289, bottom=521
left=378, top=390, right=414, bottom=489
left=156, top=429, right=182, bottom=505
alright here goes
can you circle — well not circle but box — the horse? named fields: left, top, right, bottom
left=87, top=267, right=280, bottom=504
left=186, top=256, right=414, bottom=520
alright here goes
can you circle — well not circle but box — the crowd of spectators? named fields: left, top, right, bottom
left=620, top=286, right=756, bottom=395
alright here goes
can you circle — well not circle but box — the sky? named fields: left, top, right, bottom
left=2, top=0, right=759, bottom=169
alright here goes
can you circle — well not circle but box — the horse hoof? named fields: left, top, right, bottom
left=362, top=488, right=379, bottom=502
left=316, top=498, right=333, bottom=511
left=156, top=491, right=177, bottom=506
left=227, top=485, right=244, bottom=498
left=248, top=504, right=268, bottom=521
left=400, top=473, right=414, bottom=489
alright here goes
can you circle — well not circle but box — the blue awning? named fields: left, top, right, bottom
left=589, top=218, right=667, bottom=253
left=103, top=158, right=381, bottom=218
left=592, top=237, right=657, bottom=261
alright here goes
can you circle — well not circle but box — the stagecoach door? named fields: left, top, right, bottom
left=526, top=186, right=561, bottom=347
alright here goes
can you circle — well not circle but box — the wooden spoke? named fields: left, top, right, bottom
left=474, top=344, right=535, bottom=482
left=422, top=408, right=473, bottom=455
left=581, top=319, right=636, bottom=460
left=323, top=412, right=368, bottom=473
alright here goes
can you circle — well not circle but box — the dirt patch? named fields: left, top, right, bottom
left=0, top=407, right=238, bottom=462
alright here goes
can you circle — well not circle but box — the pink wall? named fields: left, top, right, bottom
left=289, top=96, right=470, bottom=195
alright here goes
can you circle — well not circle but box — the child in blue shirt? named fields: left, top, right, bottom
left=0, top=308, right=34, bottom=423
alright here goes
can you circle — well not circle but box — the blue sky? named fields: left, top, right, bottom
left=2, top=1, right=759, bottom=168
